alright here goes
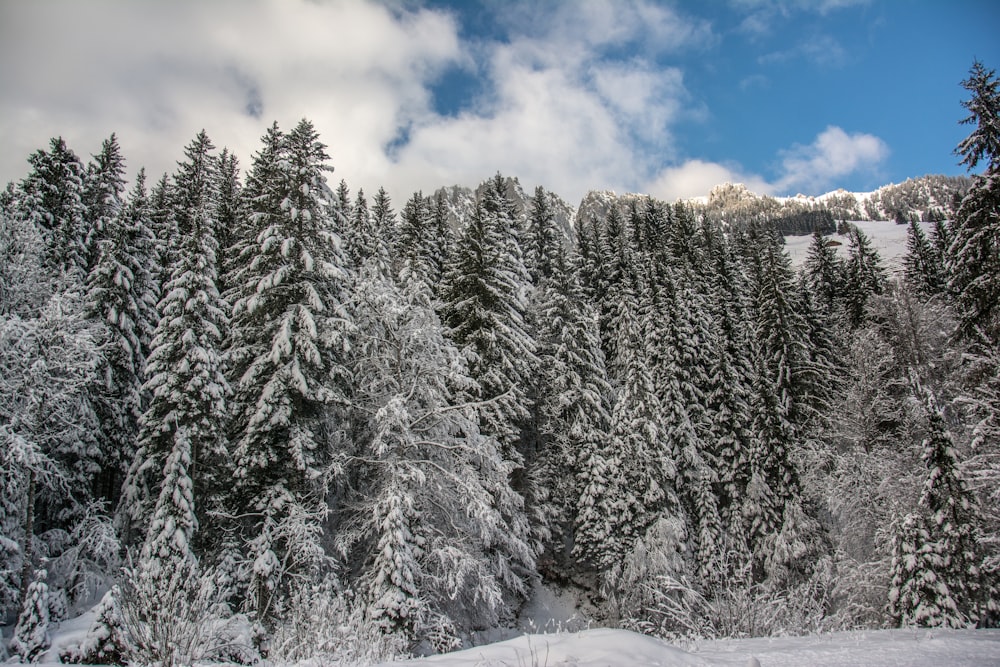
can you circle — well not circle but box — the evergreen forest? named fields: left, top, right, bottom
left=1, top=61, right=999, bottom=665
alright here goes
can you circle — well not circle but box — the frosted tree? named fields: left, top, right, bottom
left=576, top=268, right=675, bottom=574
left=428, top=189, right=454, bottom=289
left=147, top=173, right=176, bottom=297
left=345, top=187, right=369, bottom=269
left=844, top=225, right=888, bottom=329
left=650, top=268, right=722, bottom=584
left=17, top=137, right=88, bottom=280
left=701, top=224, right=752, bottom=532
left=0, top=291, right=100, bottom=615
left=903, top=219, right=947, bottom=297
left=227, top=119, right=353, bottom=621
left=531, top=247, right=612, bottom=564
left=948, top=60, right=1000, bottom=344
left=85, top=170, right=159, bottom=505
left=343, top=268, right=534, bottom=640
left=119, top=131, right=229, bottom=546
left=441, top=176, right=537, bottom=461
left=0, top=208, right=52, bottom=318
left=524, top=185, right=561, bottom=284
left=59, top=588, right=128, bottom=665
left=81, top=134, right=126, bottom=273
left=889, top=382, right=997, bottom=627
left=397, top=190, right=434, bottom=284
left=9, top=570, right=51, bottom=662
left=334, top=179, right=352, bottom=226
left=802, top=230, right=845, bottom=315
left=744, top=239, right=810, bottom=577
left=213, top=148, right=242, bottom=296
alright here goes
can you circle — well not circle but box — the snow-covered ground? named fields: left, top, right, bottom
left=375, top=627, right=1000, bottom=667
left=783, top=220, right=926, bottom=270
left=16, top=607, right=1000, bottom=667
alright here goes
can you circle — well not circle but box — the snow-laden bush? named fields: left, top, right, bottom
left=116, top=561, right=255, bottom=667
left=45, top=504, right=120, bottom=609
left=59, top=587, right=129, bottom=665
left=266, top=580, right=408, bottom=666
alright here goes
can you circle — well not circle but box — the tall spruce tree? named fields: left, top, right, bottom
left=744, top=238, right=809, bottom=576
left=18, top=137, right=88, bottom=281
left=903, top=219, right=947, bottom=297
left=213, top=148, right=242, bottom=296
left=889, top=382, right=998, bottom=627
left=532, top=246, right=612, bottom=564
left=844, top=225, right=888, bottom=329
left=441, top=176, right=537, bottom=460
left=86, top=170, right=159, bottom=505
left=82, top=134, right=126, bottom=273
left=227, top=119, right=353, bottom=620
left=119, top=131, right=229, bottom=548
left=948, top=60, right=1000, bottom=344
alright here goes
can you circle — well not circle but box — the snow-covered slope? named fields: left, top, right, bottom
left=375, top=627, right=1000, bottom=667
left=783, top=220, right=924, bottom=269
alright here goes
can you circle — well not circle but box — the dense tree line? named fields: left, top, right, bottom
left=1, top=63, right=999, bottom=663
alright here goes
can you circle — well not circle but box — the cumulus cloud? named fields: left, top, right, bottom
left=644, top=159, right=772, bottom=201
left=0, top=0, right=886, bottom=209
left=644, top=126, right=889, bottom=201
left=774, top=125, right=889, bottom=194
left=0, top=0, right=713, bottom=206
left=0, top=0, right=461, bottom=196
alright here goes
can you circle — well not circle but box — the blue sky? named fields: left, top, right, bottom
left=1, top=0, right=998, bottom=205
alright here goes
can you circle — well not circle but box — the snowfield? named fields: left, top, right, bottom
left=376, top=627, right=1000, bottom=667
left=783, top=220, right=926, bottom=269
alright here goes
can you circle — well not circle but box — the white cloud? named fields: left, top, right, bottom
left=644, top=159, right=773, bottom=201
left=0, top=1, right=886, bottom=211
left=774, top=125, right=889, bottom=194
left=0, top=0, right=461, bottom=197
left=644, top=126, right=889, bottom=201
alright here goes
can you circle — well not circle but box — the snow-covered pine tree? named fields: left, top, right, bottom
left=334, top=179, right=352, bottom=226
left=398, top=190, right=435, bottom=284
left=744, top=237, right=810, bottom=578
left=9, top=570, right=50, bottom=662
left=903, top=219, right=947, bottom=297
left=213, top=148, right=242, bottom=296
left=844, top=225, right=888, bottom=329
left=948, top=61, right=1000, bottom=344
left=118, top=131, right=229, bottom=547
left=344, top=187, right=368, bottom=267
left=344, top=265, right=535, bottom=640
left=531, top=245, right=612, bottom=566
left=147, top=172, right=176, bottom=299
left=86, top=169, right=159, bottom=505
left=666, top=201, right=702, bottom=272
left=576, top=265, right=675, bottom=575
left=802, top=230, right=845, bottom=316
left=525, top=185, right=562, bottom=284
left=227, top=119, right=353, bottom=621
left=889, top=381, right=998, bottom=627
left=346, top=186, right=396, bottom=276
left=441, top=176, right=538, bottom=462
left=701, top=223, right=754, bottom=555
left=0, top=204, right=52, bottom=318
left=136, top=426, right=198, bottom=586
left=17, top=137, right=89, bottom=281
left=81, top=134, right=126, bottom=273
left=649, top=265, right=723, bottom=584
left=0, top=290, right=100, bottom=614
left=428, top=189, right=453, bottom=291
